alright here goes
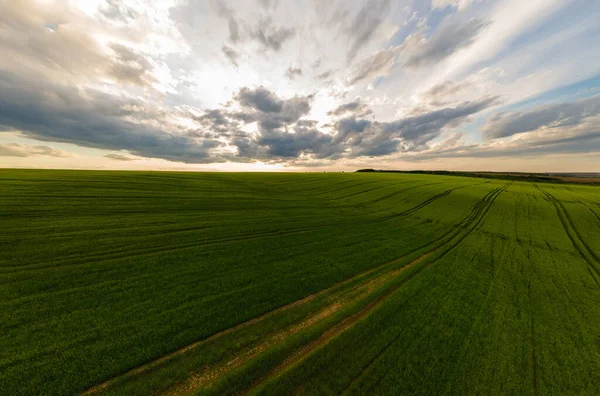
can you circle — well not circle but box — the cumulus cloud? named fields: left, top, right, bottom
left=0, top=143, right=74, bottom=158
left=1, top=0, right=597, bottom=169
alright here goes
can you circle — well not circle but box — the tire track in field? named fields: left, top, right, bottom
left=338, top=188, right=509, bottom=395
left=577, top=200, right=600, bottom=226
left=5, top=219, right=374, bottom=274
left=535, top=185, right=600, bottom=288
left=7, top=183, right=476, bottom=275
left=82, top=184, right=507, bottom=395
left=357, top=182, right=442, bottom=206
left=244, top=184, right=509, bottom=395
left=332, top=184, right=390, bottom=200
left=81, top=255, right=412, bottom=394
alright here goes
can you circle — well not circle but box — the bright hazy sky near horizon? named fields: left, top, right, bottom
left=0, top=0, right=599, bottom=172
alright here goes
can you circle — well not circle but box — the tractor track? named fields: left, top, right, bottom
left=243, top=184, right=508, bottom=394
left=82, top=183, right=508, bottom=395
left=535, top=185, right=600, bottom=288
left=9, top=182, right=475, bottom=276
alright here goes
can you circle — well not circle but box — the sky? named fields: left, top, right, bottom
left=0, top=0, right=599, bottom=172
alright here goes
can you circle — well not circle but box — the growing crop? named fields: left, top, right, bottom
left=1, top=170, right=599, bottom=395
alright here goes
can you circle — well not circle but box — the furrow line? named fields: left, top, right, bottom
left=535, top=185, right=600, bottom=287
left=83, top=184, right=506, bottom=395
left=243, top=184, right=508, bottom=394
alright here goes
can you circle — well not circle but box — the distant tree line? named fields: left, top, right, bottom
left=355, top=169, right=570, bottom=184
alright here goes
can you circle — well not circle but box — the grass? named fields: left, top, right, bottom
left=1, top=169, right=599, bottom=395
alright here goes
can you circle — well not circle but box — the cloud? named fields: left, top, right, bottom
left=421, top=81, right=468, bottom=103
left=416, top=115, right=600, bottom=160
left=211, top=0, right=241, bottom=43
left=104, top=152, right=141, bottom=161
left=236, top=86, right=284, bottom=113
left=227, top=92, right=496, bottom=161
left=109, top=44, right=156, bottom=88
left=0, top=143, right=74, bottom=158
left=222, top=46, right=239, bottom=67
left=483, top=95, right=600, bottom=140
left=328, top=100, right=373, bottom=117
left=0, top=1, right=108, bottom=79
left=349, top=47, right=400, bottom=84
left=285, top=67, right=303, bottom=80
left=0, top=72, right=223, bottom=163
left=345, top=0, right=392, bottom=61
left=339, top=96, right=498, bottom=157
left=258, top=0, right=279, bottom=9
left=250, top=18, right=295, bottom=51
left=404, top=19, right=489, bottom=68
left=414, top=80, right=472, bottom=110
left=431, top=0, right=479, bottom=11
left=317, top=71, right=333, bottom=80
left=228, top=18, right=240, bottom=42
left=257, top=127, right=336, bottom=158
left=99, top=0, right=138, bottom=24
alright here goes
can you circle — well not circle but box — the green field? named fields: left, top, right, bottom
left=2, top=169, right=600, bottom=395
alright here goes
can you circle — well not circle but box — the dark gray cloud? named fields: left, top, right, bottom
left=257, top=128, right=336, bottom=158
left=334, top=96, right=498, bottom=157
left=383, top=96, right=497, bottom=143
left=405, top=19, right=489, bottom=68
left=0, top=64, right=496, bottom=164
left=250, top=18, right=295, bottom=51
left=234, top=87, right=313, bottom=131
left=0, top=72, right=223, bottom=163
left=328, top=101, right=373, bottom=117
left=483, top=95, right=600, bottom=139
left=0, top=143, right=74, bottom=158
left=236, top=86, right=284, bottom=113
left=207, top=89, right=495, bottom=161
left=227, top=93, right=495, bottom=161
left=334, top=117, right=372, bottom=144
left=346, top=0, right=392, bottom=61
left=285, top=67, right=303, bottom=80
left=222, top=46, right=239, bottom=67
